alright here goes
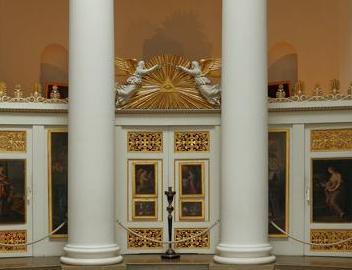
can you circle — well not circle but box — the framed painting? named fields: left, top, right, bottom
left=48, top=129, right=68, bottom=238
left=45, top=83, right=68, bottom=99
left=179, top=199, right=204, bottom=221
left=132, top=161, right=157, bottom=197
left=132, top=199, right=157, bottom=220
left=268, top=81, right=291, bottom=98
left=179, top=161, right=205, bottom=197
left=0, top=159, right=26, bottom=224
left=312, top=158, right=352, bottom=223
left=268, top=130, right=289, bottom=237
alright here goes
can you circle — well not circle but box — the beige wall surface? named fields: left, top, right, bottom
left=0, top=0, right=351, bottom=95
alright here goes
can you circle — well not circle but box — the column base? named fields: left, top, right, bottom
left=214, top=243, right=276, bottom=265
left=60, top=244, right=123, bottom=266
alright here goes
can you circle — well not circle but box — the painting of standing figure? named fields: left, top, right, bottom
left=49, top=130, right=68, bottom=237
left=268, top=130, right=289, bottom=236
left=312, top=159, right=352, bottom=223
left=0, top=160, right=26, bottom=224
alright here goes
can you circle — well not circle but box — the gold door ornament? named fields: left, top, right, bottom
left=174, top=228, right=209, bottom=249
left=311, top=230, right=352, bottom=252
left=0, top=131, right=26, bottom=152
left=175, top=131, right=209, bottom=152
left=128, top=131, right=163, bottom=152
left=311, top=129, right=352, bottom=152
left=0, top=230, right=27, bottom=253
left=127, top=228, right=162, bottom=249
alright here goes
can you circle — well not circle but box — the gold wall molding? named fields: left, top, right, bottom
left=311, top=129, right=352, bottom=152
left=0, top=131, right=26, bottom=152
left=0, top=230, right=26, bottom=253
left=175, top=131, right=209, bottom=152
left=128, top=131, right=163, bottom=152
left=174, top=228, right=209, bottom=249
left=127, top=228, right=162, bottom=249
left=311, top=230, right=352, bottom=252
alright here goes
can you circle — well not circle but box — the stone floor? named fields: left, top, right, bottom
left=0, top=255, right=351, bottom=270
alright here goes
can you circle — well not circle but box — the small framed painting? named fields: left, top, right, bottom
left=312, top=158, right=352, bottom=223
left=179, top=199, right=204, bottom=221
left=268, top=130, right=289, bottom=237
left=133, top=199, right=157, bottom=220
left=132, top=161, right=157, bottom=197
left=179, top=161, right=205, bottom=197
left=48, top=129, right=68, bottom=238
left=0, top=159, right=26, bottom=224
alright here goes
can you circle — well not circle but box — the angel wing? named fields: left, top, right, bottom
left=114, top=58, right=138, bottom=75
left=199, top=58, right=222, bottom=77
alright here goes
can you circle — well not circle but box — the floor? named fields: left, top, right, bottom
left=0, top=255, right=351, bottom=270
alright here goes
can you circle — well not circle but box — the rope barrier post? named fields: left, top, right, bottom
left=161, top=187, right=180, bottom=259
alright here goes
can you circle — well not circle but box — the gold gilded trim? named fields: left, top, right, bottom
left=128, top=131, right=163, bottom=152
left=311, top=129, right=352, bottom=152
left=311, top=229, right=352, bottom=252
left=0, top=131, right=26, bottom=153
left=127, top=228, right=162, bottom=249
left=175, top=131, right=209, bottom=152
left=174, top=228, right=209, bottom=249
left=0, top=230, right=27, bottom=253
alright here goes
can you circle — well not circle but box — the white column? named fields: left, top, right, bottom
left=60, top=0, right=122, bottom=266
left=214, top=0, right=275, bottom=265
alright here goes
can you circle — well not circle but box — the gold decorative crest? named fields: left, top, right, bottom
left=128, top=131, right=163, bottom=152
left=115, top=55, right=220, bottom=110
left=311, top=230, right=352, bottom=252
left=174, top=131, right=209, bottom=152
left=0, top=230, right=27, bottom=253
left=0, top=131, right=26, bottom=152
left=311, top=129, right=352, bottom=152
left=174, top=228, right=209, bottom=249
left=128, top=228, right=162, bottom=249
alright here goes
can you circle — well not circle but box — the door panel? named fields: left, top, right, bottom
left=304, top=126, right=352, bottom=257
left=0, top=128, right=32, bottom=257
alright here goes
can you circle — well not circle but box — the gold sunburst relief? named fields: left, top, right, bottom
left=115, top=55, right=221, bottom=111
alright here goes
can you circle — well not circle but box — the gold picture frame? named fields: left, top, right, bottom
left=178, top=161, right=205, bottom=198
left=0, top=159, right=26, bottom=225
left=48, top=128, right=68, bottom=239
left=311, top=157, right=352, bottom=224
left=268, top=129, right=290, bottom=238
left=179, top=199, right=205, bottom=221
left=132, top=160, right=158, bottom=198
left=132, top=198, right=158, bottom=221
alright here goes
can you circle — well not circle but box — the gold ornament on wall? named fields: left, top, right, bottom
left=311, top=230, right=352, bottom=252
left=128, top=131, right=163, bottom=152
left=127, top=228, right=162, bottom=249
left=175, top=131, right=209, bottom=152
left=0, top=230, right=27, bottom=253
left=0, top=131, right=26, bottom=152
left=174, top=228, right=209, bottom=249
left=115, top=55, right=221, bottom=110
left=311, top=129, right=352, bottom=152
